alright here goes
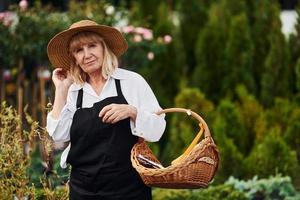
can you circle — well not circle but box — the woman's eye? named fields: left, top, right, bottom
left=75, top=48, right=83, bottom=53
left=88, top=44, right=96, bottom=48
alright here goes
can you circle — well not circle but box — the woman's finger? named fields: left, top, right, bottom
left=99, top=104, right=115, bottom=117
left=102, top=108, right=115, bottom=122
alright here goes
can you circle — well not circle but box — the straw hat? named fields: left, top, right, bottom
left=47, top=20, right=128, bottom=70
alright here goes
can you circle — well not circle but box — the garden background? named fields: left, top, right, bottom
left=1, top=0, right=300, bottom=199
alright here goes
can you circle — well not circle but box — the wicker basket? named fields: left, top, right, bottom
left=131, top=108, right=219, bottom=189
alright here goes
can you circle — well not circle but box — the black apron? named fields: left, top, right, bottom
left=66, top=79, right=151, bottom=200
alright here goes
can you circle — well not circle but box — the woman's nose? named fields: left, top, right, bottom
left=83, top=46, right=92, bottom=58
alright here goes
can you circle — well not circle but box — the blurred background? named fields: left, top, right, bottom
left=1, top=0, right=300, bottom=199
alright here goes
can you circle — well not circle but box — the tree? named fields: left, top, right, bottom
left=260, top=11, right=290, bottom=106
left=287, top=6, right=300, bottom=94
left=192, top=2, right=228, bottom=102
left=251, top=1, right=281, bottom=97
left=223, top=13, right=255, bottom=97
left=212, top=105, right=245, bottom=182
left=177, top=0, right=216, bottom=75
left=235, top=85, right=263, bottom=156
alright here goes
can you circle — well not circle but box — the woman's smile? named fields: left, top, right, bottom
left=85, top=59, right=96, bottom=66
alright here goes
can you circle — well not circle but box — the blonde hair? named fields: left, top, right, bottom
left=68, top=31, right=118, bottom=84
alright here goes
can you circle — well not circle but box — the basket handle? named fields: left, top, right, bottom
left=156, top=108, right=211, bottom=138
left=156, top=108, right=211, bottom=166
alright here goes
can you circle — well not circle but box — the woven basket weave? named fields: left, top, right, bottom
left=131, top=108, right=219, bottom=189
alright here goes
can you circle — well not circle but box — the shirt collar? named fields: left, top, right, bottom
left=110, top=68, right=129, bottom=80
left=69, top=68, right=128, bottom=92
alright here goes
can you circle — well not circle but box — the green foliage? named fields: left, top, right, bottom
left=214, top=99, right=247, bottom=155
left=177, top=0, right=215, bottom=74
left=250, top=1, right=280, bottom=94
left=11, top=5, right=69, bottom=64
left=0, top=22, right=14, bottom=67
left=153, top=2, right=174, bottom=36
left=153, top=175, right=300, bottom=200
left=35, top=186, right=68, bottom=200
left=295, top=58, right=300, bottom=92
left=266, top=98, right=296, bottom=132
left=212, top=101, right=245, bottom=182
left=189, top=184, right=247, bottom=200
left=152, top=189, right=190, bottom=200
left=226, top=175, right=299, bottom=200
left=223, top=13, right=255, bottom=96
left=288, top=6, right=300, bottom=94
left=245, top=127, right=299, bottom=179
left=235, top=85, right=263, bottom=154
left=260, top=9, right=290, bottom=106
left=0, top=102, right=37, bottom=199
left=67, top=0, right=125, bottom=26
left=37, top=174, right=69, bottom=200
left=284, top=107, right=300, bottom=163
left=152, top=185, right=247, bottom=200
left=192, top=3, right=228, bottom=102
left=129, top=0, right=163, bottom=26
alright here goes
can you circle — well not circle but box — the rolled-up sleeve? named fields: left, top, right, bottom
left=130, top=76, right=166, bottom=142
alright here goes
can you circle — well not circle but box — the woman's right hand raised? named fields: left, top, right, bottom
left=52, top=68, right=73, bottom=90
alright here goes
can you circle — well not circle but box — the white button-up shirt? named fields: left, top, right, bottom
left=46, top=68, right=166, bottom=168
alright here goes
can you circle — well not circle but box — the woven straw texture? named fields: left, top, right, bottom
left=131, top=108, right=219, bottom=189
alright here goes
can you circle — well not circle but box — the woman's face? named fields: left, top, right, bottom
left=72, top=42, right=104, bottom=75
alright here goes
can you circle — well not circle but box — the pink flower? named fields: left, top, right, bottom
left=133, top=34, right=142, bottom=43
left=134, top=27, right=147, bottom=34
left=163, top=35, right=172, bottom=44
left=142, top=30, right=153, bottom=40
left=147, top=52, right=154, bottom=60
left=0, top=12, right=5, bottom=20
left=2, top=12, right=14, bottom=27
left=122, top=25, right=134, bottom=34
left=19, top=0, right=28, bottom=11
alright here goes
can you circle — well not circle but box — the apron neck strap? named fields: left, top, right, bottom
left=76, top=88, right=83, bottom=109
left=115, top=79, right=123, bottom=97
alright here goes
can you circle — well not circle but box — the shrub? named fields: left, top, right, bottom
left=0, top=102, right=37, bottom=199
left=152, top=189, right=190, bottom=200
left=189, top=184, right=247, bottom=200
left=245, top=127, right=299, bottom=180
left=226, top=175, right=299, bottom=200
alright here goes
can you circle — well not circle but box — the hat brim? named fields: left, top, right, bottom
left=47, top=25, right=128, bottom=70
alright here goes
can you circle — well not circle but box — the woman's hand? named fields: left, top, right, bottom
left=99, top=104, right=137, bottom=124
left=52, top=68, right=73, bottom=90
left=50, top=68, right=73, bottom=119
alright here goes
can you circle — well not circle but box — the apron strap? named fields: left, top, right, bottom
left=76, top=88, right=83, bottom=109
left=115, top=79, right=124, bottom=97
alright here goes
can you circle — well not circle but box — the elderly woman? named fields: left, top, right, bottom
left=46, top=20, right=166, bottom=200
